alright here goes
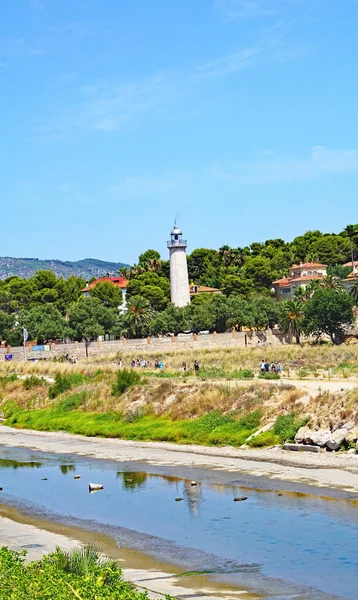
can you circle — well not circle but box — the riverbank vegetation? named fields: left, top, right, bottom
left=0, top=544, right=150, bottom=600
left=1, top=347, right=358, bottom=449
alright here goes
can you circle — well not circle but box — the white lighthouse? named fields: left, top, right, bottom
left=167, top=223, right=191, bottom=307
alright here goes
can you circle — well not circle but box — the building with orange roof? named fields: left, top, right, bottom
left=190, top=284, right=221, bottom=296
left=81, top=276, right=128, bottom=312
left=272, top=262, right=327, bottom=300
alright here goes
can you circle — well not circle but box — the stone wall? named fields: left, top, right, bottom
left=0, top=329, right=298, bottom=362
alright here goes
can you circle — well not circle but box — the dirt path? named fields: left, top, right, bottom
left=1, top=425, right=358, bottom=493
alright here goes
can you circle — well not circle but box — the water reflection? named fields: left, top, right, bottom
left=59, top=465, right=76, bottom=475
left=0, top=458, right=42, bottom=469
left=1, top=449, right=358, bottom=599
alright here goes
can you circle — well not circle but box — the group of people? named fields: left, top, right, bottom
left=260, top=359, right=281, bottom=374
left=65, top=353, right=79, bottom=364
left=117, top=358, right=165, bottom=369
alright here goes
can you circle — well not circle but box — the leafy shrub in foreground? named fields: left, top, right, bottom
left=273, top=413, right=309, bottom=443
left=23, top=375, right=46, bottom=390
left=55, top=391, right=87, bottom=413
left=112, top=369, right=141, bottom=396
left=49, top=373, right=86, bottom=399
left=231, top=368, right=254, bottom=379
left=247, top=430, right=280, bottom=447
left=0, top=374, right=18, bottom=388
left=258, top=372, right=281, bottom=380
left=0, top=544, right=151, bottom=600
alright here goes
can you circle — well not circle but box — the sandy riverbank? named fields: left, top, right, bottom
left=1, top=425, right=358, bottom=493
left=0, top=509, right=258, bottom=600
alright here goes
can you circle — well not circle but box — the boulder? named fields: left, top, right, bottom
left=326, top=428, right=348, bottom=451
left=347, top=449, right=357, bottom=455
left=295, top=427, right=331, bottom=447
left=345, top=426, right=358, bottom=443
left=283, top=443, right=323, bottom=453
left=310, top=430, right=332, bottom=447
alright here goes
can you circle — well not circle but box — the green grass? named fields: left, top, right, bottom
left=49, top=373, right=87, bottom=399
left=6, top=408, right=262, bottom=447
left=112, top=369, right=141, bottom=395
left=247, top=413, right=310, bottom=447
left=0, top=545, right=151, bottom=600
left=23, top=375, right=47, bottom=390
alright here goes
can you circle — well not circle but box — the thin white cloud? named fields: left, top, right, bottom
left=216, top=0, right=312, bottom=20
left=212, top=147, right=358, bottom=184
left=216, top=0, right=276, bottom=20
left=191, top=47, right=259, bottom=80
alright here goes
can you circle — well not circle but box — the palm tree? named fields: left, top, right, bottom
left=305, top=279, right=322, bottom=299
left=348, top=279, right=358, bottom=305
left=321, top=274, right=344, bottom=291
left=280, top=301, right=303, bottom=344
left=219, top=245, right=232, bottom=270
left=127, top=295, right=154, bottom=337
left=344, top=224, right=358, bottom=270
left=294, top=286, right=307, bottom=303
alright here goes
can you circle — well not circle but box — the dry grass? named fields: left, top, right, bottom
left=2, top=344, right=358, bottom=379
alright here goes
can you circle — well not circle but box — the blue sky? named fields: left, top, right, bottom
left=1, top=0, right=358, bottom=265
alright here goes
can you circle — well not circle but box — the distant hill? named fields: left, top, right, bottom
left=0, top=257, right=130, bottom=281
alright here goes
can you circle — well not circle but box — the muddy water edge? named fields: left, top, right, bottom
left=0, top=445, right=357, bottom=600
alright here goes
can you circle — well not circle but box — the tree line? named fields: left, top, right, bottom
left=0, top=224, right=357, bottom=345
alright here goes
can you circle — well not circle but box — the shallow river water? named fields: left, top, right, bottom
left=0, top=445, right=357, bottom=600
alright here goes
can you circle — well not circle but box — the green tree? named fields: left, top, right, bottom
left=151, top=304, right=189, bottom=336
left=342, top=224, right=358, bottom=268
left=22, top=305, right=68, bottom=344
left=280, top=301, right=304, bottom=344
left=68, top=297, right=117, bottom=341
left=126, top=295, right=154, bottom=337
left=309, top=235, right=351, bottom=264
left=303, top=288, right=354, bottom=344
left=32, top=270, right=57, bottom=290
left=321, top=274, right=344, bottom=291
left=222, top=273, right=254, bottom=298
left=89, top=281, right=123, bottom=308
left=126, top=272, right=170, bottom=310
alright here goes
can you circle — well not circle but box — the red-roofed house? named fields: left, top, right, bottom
left=272, top=262, right=327, bottom=300
left=81, top=276, right=128, bottom=312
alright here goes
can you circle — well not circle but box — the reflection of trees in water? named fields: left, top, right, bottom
left=183, top=480, right=203, bottom=517
left=59, top=464, right=76, bottom=475
left=117, top=471, right=148, bottom=489
left=0, top=458, right=42, bottom=469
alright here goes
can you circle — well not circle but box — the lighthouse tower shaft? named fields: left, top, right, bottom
left=167, top=225, right=191, bottom=307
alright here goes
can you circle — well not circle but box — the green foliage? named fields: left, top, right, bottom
left=0, top=545, right=150, bottom=600
left=21, top=304, right=68, bottom=344
left=279, top=300, right=303, bottom=344
left=49, top=373, right=86, bottom=399
left=230, top=369, right=254, bottom=379
left=112, top=369, right=141, bottom=395
left=55, top=391, right=87, bottom=412
left=23, top=375, right=46, bottom=390
left=89, top=280, right=123, bottom=308
left=0, top=374, right=18, bottom=387
left=6, top=408, right=261, bottom=447
left=247, top=430, right=281, bottom=447
left=258, top=372, right=281, bottom=380
left=68, top=296, right=118, bottom=341
left=303, top=288, right=354, bottom=344
left=273, top=414, right=309, bottom=443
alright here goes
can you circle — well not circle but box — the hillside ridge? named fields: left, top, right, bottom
left=0, top=256, right=130, bottom=280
